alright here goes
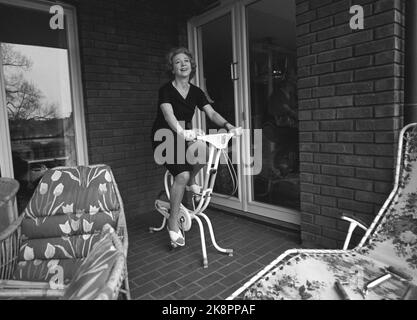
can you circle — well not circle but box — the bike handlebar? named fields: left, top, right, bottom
left=195, top=127, right=242, bottom=150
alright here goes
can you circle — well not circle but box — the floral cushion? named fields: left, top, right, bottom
left=243, top=252, right=410, bottom=300
left=359, top=132, right=417, bottom=281
left=360, top=193, right=417, bottom=282
left=62, top=226, right=123, bottom=300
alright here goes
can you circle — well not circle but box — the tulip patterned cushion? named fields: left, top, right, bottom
left=62, top=224, right=124, bottom=300
left=12, top=165, right=121, bottom=284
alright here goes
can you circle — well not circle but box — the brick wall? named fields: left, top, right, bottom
left=68, top=0, right=185, bottom=218
left=296, top=0, right=405, bottom=248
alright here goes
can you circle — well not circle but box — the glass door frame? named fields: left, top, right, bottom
left=187, top=1, right=246, bottom=212
left=188, top=0, right=300, bottom=225
left=0, top=0, right=89, bottom=179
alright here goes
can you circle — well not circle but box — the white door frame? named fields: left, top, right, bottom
left=188, top=1, right=245, bottom=212
left=188, top=0, right=300, bottom=225
left=0, top=0, right=88, bottom=179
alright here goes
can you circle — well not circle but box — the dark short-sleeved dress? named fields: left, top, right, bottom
left=151, top=81, right=209, bottom=177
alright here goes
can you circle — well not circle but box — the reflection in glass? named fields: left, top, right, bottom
left=2, top=43, right=76, bottom=211
left=247, top=0, right=299, bottom=209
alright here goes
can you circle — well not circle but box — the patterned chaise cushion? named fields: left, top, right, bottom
left=359, top=142, right=417, bottom=282
left=240, top=128, right=417, bottom=300
left=244, top=252, right=411, bottom=300
left=62, top=226, right=123, bottom=300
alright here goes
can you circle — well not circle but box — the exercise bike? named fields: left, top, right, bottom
left=149, top=127, right=242, bottom=268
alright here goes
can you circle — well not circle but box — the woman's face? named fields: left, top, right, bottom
left=171, top=53, right=192, bottom=79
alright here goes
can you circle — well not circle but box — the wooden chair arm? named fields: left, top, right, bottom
left=341, top=213, right=369, bottom=250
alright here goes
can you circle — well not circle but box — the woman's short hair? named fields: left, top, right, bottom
left=166, top=47, right=197, bottom=79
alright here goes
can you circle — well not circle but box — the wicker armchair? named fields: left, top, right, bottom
left=0, top=164, right=130, bottom=299
left=228, top=123, right=417, bottom=300
left=0, top=178, right=19, bottom=230
left=1, top=224, right=126, bottom=300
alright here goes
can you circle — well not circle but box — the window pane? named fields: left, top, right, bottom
left=199, top=14, right=239, bottom=198
left=2, top=42, right=76, bottom=211
left=247, top=0, right=299, bottom=209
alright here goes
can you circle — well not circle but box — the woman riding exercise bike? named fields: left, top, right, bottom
left=150, top=47, right=240, bottom=256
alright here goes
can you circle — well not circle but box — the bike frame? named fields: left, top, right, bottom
left=166, top=132, right=235, bottom=215
left=150, top=130, right=240, bottom=268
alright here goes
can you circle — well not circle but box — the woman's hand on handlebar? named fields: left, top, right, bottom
left=193, top=128, right=205, bottom=137
left=182, top=129, right=197, bottom=141
left=182, top=128, right=205, bottom=141
left=229, top=126, right=243, bottom=137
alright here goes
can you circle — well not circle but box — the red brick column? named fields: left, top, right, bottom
left=296, top=0, right=405, bottom=248
left=72, top=0, right=182, bottom=217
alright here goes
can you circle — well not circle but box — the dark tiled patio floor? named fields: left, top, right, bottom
left=126, top=208, right=301, bottom=300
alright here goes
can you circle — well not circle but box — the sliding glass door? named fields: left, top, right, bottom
left=0, top=0, right=88, bottom=211
left=189, top=5, right=244, bottom=211
left=189, top=0, right=300, bottom=225
left=244, top=0, right=300, bottom=224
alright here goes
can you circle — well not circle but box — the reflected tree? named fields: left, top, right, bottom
left=1, top=43, right=58, bottom=120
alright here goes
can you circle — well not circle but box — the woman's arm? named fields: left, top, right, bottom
left=160, top=103, right=195, bottom=140
left=202, top=104, right=235, bottom=131
left=160, top=103, right=183, bottom=133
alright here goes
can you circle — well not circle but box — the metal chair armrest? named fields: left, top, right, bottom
left=341, top=213, right=369, bottom=250
left=341, top=213, right=369, bottom=231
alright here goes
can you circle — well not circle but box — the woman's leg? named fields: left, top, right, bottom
left=168, top=171, right=190, bottom=232
left=188, top=163, right=205, bottom=187
left=186, top=140, right=209, bottom=188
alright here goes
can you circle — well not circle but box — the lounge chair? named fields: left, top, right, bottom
left=228, top=123, right=417, bottom=300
